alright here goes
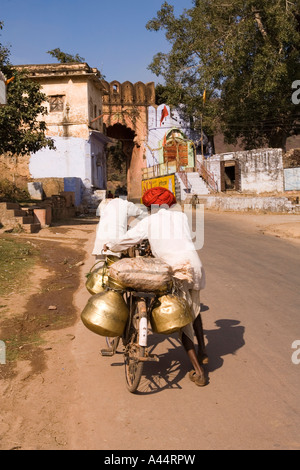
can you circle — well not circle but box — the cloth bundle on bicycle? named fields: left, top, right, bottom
left=108, top=257, right=172, bottom=293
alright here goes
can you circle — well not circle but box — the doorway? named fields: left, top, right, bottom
left=221, top=160, right=240, bottom=191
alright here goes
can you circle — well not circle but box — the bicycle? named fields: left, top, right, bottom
left=101, top=242, right=160, bottom=393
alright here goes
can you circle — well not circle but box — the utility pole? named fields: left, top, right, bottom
left=201, top=114, right=204, bottom=159
left=202, top=89, right=206, bottom=167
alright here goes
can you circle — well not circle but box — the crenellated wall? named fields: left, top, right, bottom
left=102, top=80, right=155, bottom=201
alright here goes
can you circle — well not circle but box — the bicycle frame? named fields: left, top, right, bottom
left=122, top=291, right=159, bottom=392
left=100, top=241, right=161, bottom=393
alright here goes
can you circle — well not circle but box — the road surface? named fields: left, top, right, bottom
left=68, top=211, right=300, bottom=450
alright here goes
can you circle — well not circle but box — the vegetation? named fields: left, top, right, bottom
left=0, top=179, right=30, bottom=202
left=147, top=0, right=300, bottom=150
left=0, top=22, right=54, bottom=156
left=47, top=48, right=85, bottom=63
left=0, top=237, right=39, bottom=296
left=47, top=48, right=106, bottom=79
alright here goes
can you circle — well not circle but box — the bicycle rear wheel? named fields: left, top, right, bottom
left=124, top=299, right=146, bottom=393
left=124, top=341, right=145, bottom=393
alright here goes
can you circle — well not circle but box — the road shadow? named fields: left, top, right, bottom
left=204, top=319, right=245, bottom=373
left=49, top=216, right=98, bottom=227
left=139, top=318, right=245, bottom=394
left=110, top=314, right=245, bottom=395
left=135, top=333, right=191, bottom=395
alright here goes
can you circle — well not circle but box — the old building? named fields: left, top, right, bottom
left=0, top=61, right=296, bottom=206
left=11, top=63, right=111, bottom=205
left=142, top=104, right=214, bottom=201
left=0, top=66, right=156, bottom=204
left=205, top=148, right=284, bottom=193
left=142, top=104, right=287, bottom=200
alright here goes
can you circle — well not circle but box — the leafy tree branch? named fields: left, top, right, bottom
left=146, top=0, right=300, bottom=150
left=0, top=22, right=54, bottom=156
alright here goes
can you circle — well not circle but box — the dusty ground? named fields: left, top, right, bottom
left=0, top=210, right=299, bottom=450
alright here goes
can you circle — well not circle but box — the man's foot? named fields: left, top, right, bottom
left=188, top=370, right=207, bottom=387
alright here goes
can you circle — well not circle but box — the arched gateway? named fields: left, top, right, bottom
left=102, top=80, right=155, bottom=201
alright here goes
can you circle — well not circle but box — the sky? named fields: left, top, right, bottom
left=1, top=0, right=193, bottom=85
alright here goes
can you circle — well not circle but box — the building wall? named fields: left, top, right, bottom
left=40, top=77, right=89, bottom=138
left=30, top=136, right=90, bottom=179
left=284, top=168, right=300, bottom=191
left=206, top=148, right=284, bottom=193
left=6, top=64, right=108, bottom=199
left=37, top=72, right=103, bottom=138
left=87, top=79, right=103, bottom=133
left=146, top=104, right=206, bottom=168
left=29, top=133, right=108, bottom=190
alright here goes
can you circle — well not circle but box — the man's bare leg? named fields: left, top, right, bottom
left=193, top=315, right=208, bottom=363
left=181, top=332, right=205, bottom=380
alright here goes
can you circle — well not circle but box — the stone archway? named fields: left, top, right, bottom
left=106, top=123, right=135, bottom=196
left=102, top=80, right=155, bottom=201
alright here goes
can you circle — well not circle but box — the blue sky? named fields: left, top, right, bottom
left=1, top=0, right=193, bottom=85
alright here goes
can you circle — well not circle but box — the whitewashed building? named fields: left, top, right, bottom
left=16, top=63, right=112, bottom=206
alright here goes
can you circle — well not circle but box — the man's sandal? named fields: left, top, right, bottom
left=188, top=370, right=207, bottom=387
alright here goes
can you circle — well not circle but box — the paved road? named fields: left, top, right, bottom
left=70, top=211, right=300, bottom=450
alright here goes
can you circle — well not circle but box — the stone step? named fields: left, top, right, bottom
left=6, top=209, right=29, bottom=217
left=187, top=174, right=210, bottom=195
left=294, top=205, right=300, bottom=213
left=14, top=216, right=34, bottom=225
left=4, top=202, right=20, bottom=210
left=22, top=223, right=41, bottom=234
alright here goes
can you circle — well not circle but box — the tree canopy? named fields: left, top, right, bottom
left=0, top=22, right=54, bottom=156
left=47, top=48, right=85, bottom=63
left=147, top=0, right=300, bottom=150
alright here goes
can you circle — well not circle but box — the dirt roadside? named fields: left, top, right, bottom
left=0, top=210, right=299, bottom=450
left=0, top=218, right=96, bottom=449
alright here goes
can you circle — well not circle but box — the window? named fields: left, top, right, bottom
left=49, top=95, right=64, bottom=112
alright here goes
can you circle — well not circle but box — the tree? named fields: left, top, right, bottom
left=47, top=48, right=106, bottom=79
left=146, top=0, right=300, bottom=150
left=47, top=48, right=85, bottom=63
left=0, top=22, right=54, bottom=156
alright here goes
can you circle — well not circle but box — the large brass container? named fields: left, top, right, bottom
left=85, top=268, right=108, bottom=295
left=150, top=294, right=193, bottom=335
left=81, top=290, right=129, bottom=337
left=106, top=276, right=125, bottom=291
left=85, top=257, right=121, bottom=295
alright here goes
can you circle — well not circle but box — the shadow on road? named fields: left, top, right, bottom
left=135, top=318, right=245, bottom=395
left=204, top=319, right=245, bottom=373
left=108, top=314, right=245, bottom=395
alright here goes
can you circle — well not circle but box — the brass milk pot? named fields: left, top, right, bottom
left=81, top=290, right=129, bottom=337
left=151, top=294, right=193, bottom=335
